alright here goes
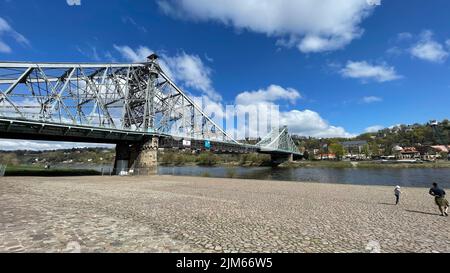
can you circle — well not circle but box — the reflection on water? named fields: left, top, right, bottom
left=158, top=166, right=450, bottom=188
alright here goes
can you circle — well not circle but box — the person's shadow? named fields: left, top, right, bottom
left=378, top=203, right=439, bottom=215
left=404, top=209, right=437, bottom=216
left=378, top=202, right=396, bottom=206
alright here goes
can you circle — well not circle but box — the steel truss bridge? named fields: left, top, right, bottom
left=0, top=55, right=301, bottom=171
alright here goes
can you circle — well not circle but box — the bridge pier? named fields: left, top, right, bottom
left=131, top=137, right=159, bottom=175
left=114, top=137, right=159, bottom=175
left=270, top=153, right=294, bottom=166
left=114, top=143, right=131, bottom=175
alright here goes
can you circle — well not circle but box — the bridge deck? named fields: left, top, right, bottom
left=0, top=118, right=148, bottom=144
left=0, top=118, right=260, bottom=154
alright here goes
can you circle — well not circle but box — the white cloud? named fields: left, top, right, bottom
left=114, top=45, right=221, bottom=100
left=397, top=32, right=413, bottom=41
left=164, top=53, right=220, bottom=101
left=0, top=40, right=11, bottom=53
left=76, top=45, right=101, bottom=61
left=388, top=124, right=402, bottom=129
left=192, top=95, right=226, bottom=120
left=0, top=16, right=30, bottom=53
left=362, top=96, right=382, bottom=103
left=192, top=84, right=353, bottom=139
left=232, top=85, right=352, bottom=138
left=158, top=0, right=376, bottom=53
left=0, top=139, right=113, bottom=151
left=121, top=16, right=148, bottom=33
left=235, top=85, right=301, bottom=106
left=280, top=110, right=354, bottom=138
left=365, top=125, right=383, bottom=133
left=410, top=31, right=448, bottom=63
left=340, top=61, right=402, bottom=82
left=389, top=30, right=450, bottom=63
left=386, top=46, right=403, bottom=56
left=113, top=45, right=152, bottom=63
left=113, top=45, right=173, bottom=81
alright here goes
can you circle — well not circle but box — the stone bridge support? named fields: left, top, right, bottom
left=270, top=153, right=294, bottom=166
left=114, top=142, right=131, bottom=175
left=114, top=137, right=159, bottom=175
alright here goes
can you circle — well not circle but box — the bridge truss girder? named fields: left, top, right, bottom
left=0, top=60, right=236, bottom=143
left=256, top=126, right=300, bottom=154
left=0, top=59, right=303, bottom=156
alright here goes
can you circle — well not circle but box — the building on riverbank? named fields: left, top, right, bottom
left=340, top=140, right=368, bottom=160
left=395, top=145, right=448, bottom=161
left=394, top=146, right=420, bottom=159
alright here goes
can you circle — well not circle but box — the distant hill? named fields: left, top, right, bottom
left=0, top=147, right=115, bottom=166
left=292, top=119, right=449, bottom=156
left=355, top=119, right=449, bottom=146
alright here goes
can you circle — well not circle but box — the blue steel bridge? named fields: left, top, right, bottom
left=0, top=55, right=301, bottom=174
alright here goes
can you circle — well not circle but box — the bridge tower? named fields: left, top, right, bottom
left=114, top=54, right=162, bottom=175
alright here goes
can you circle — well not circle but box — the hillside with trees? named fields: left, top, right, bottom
left=0, top=148, right=115, bottom=166
left=293, top=119, right=450, bottom=157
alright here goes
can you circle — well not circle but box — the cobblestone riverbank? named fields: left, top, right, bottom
left=1, top=176, right=449, bottom=253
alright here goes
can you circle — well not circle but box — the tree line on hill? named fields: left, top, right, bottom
left=293, top=119, right=450, bottom=159
left=0, top=147, right=115, bottom=166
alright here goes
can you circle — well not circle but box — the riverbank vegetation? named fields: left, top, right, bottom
left=2, top=148, right=449, bottom=171
left=3, top=165, right=100, bottom=176
left=0, top=148, right=114, bottom=167
left=159, top=151, right=271, bottom=167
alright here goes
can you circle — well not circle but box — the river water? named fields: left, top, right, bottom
left=158, top=166, right=450, bottom=188
left=56, top=163, right=450, bottom=188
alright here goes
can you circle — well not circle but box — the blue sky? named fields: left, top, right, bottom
left=1, top=0, right=450, bottom=149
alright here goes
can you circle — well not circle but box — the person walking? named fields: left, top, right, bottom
left=394, top=186, right=401, bottom=205
left=429, top=183, right=449, bottom=216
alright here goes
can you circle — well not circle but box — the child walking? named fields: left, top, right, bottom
left=394, top=186, right=401, bottom=205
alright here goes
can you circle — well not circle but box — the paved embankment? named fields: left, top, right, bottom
left=1, top=176, right=449, bottom=252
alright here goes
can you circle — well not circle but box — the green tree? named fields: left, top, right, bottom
left=303, top=150, right=310, bottom=160
left=196, top=152, right=218, bottom=166
left=329, top=143, right=345, bottom=160
left=361, top=144, right=370, bottom=158
left=368, top=142, right=380, bottom=156
left=0, top=153, right=20, bottom=165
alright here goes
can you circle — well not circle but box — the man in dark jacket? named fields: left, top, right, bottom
left=429, top=183, right=449, bottom=216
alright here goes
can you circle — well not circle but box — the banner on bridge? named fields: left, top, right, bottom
left=182, top=140, right=191, bottom=147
